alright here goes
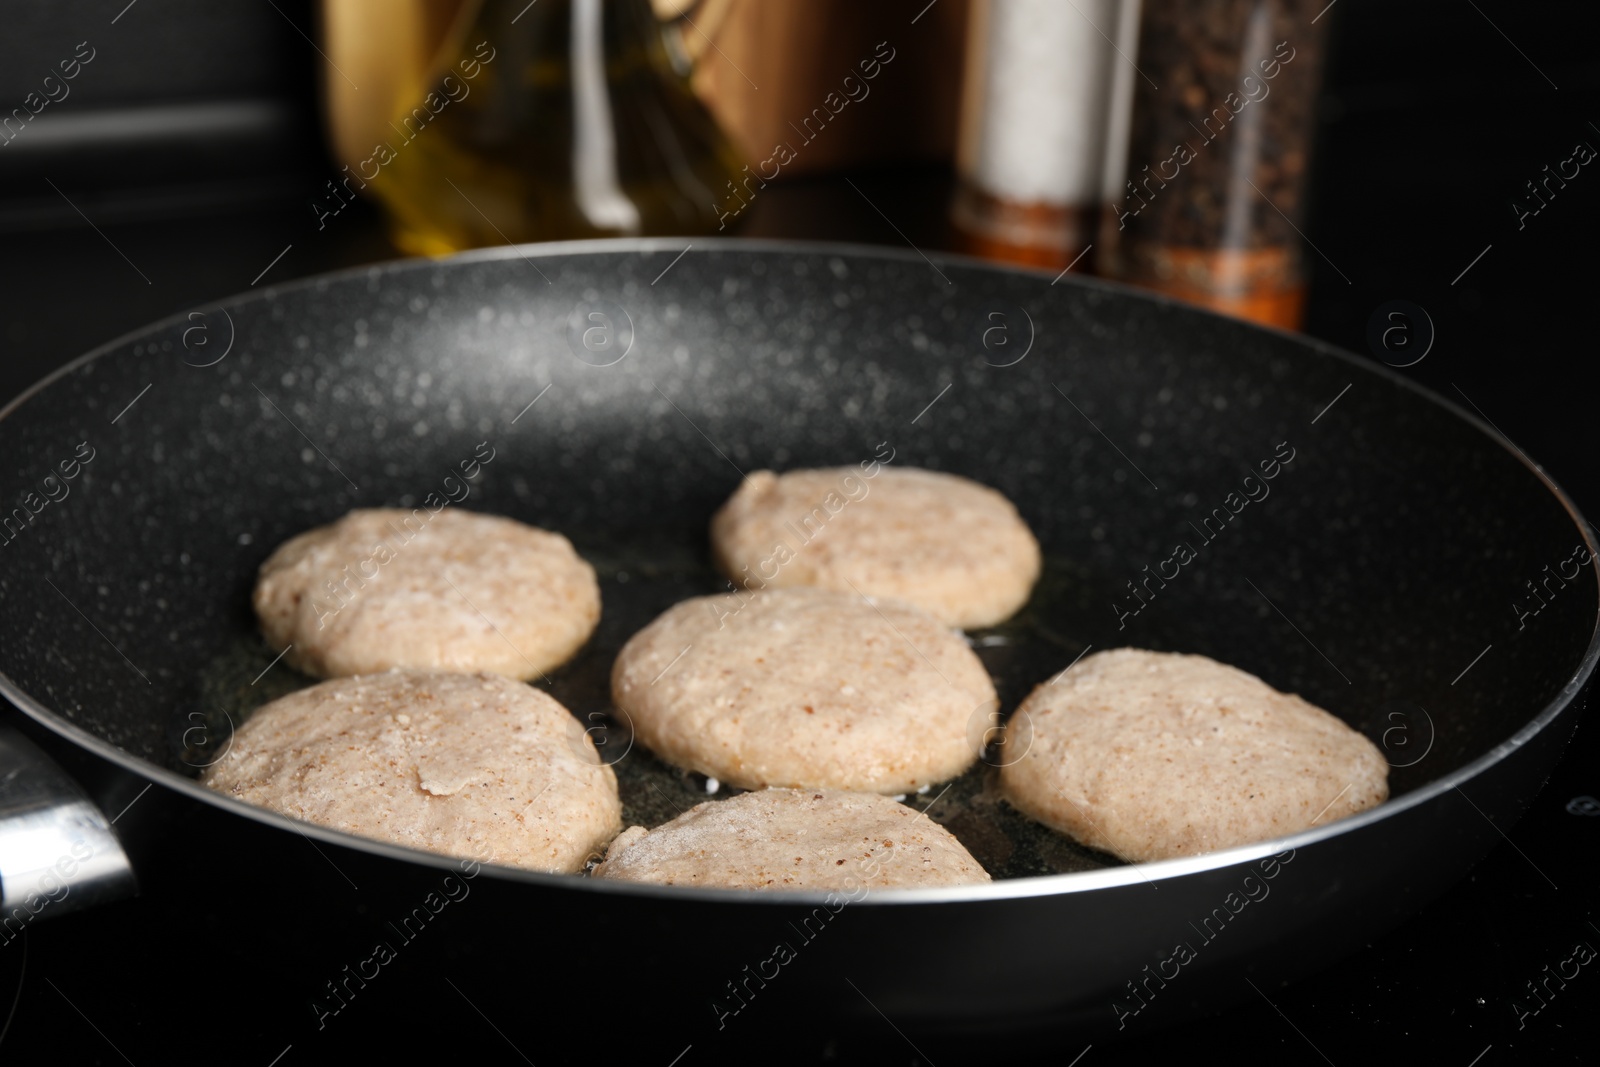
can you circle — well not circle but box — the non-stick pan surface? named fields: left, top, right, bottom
left=0, top=240, right=1594, bottom=1047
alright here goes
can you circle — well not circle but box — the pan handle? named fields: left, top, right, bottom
left=0, top=726, right=136, bottom=935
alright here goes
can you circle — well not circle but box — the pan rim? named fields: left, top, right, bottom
left=1, top=235, right=1595, bottom=907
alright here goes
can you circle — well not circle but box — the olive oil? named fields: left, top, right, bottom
left=366, top=0, right=745, bottom=255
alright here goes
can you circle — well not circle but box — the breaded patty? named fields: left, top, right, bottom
left=594, top=788, right=989, bottom=889
left=999, top=648, right=1389, bottom=862
left=710, top=466, right=1040, bottom=628
left=612, top=587, right=998, bottom=794
left=202, top=670, right=621, bottom=873
left=252, top=507, right=599, bottom=680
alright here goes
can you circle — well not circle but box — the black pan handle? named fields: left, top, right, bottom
left=0, top=726, right=136, bottom=936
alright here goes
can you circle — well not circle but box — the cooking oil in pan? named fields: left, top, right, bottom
left=186, top=549, right=1117, bottom=881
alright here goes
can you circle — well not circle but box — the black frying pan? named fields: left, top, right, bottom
left=0, top=240, right=1594, bottom=1057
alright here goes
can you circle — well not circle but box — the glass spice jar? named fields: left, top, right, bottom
left=1099, top=0, right=1329, bottom=329
left=950, top=0, right=1143, bottom=271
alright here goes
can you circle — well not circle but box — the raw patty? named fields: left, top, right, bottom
left=252, top=507, right=600, bottom=680
left=999, top=648, right=1389, bottom=862
left=612, top=587, right=998, bottom=794
left=710, top=466, right=1041, bottom=629
left=202, top=670, right=621, bottom=873
left=593, top=788, right=990, bottom=889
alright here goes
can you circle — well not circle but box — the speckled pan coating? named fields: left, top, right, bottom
left=594, top=787, right=990, bottom=889
left=0, top=242, right=1588, bottom=894
left=253, top=507, right=600, bottom=680
left=0, top=241, right=1591, bottom=1037
left=201, top=670, right=621, bottom=872
left=1000, top=648, right=1389, bottom=862
left=711, top=466, right=1042, bottom=629
left=612, top=587, right=999, bottom=794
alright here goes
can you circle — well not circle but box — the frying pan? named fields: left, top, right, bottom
left=0, top=239, right=1594, bottom=1057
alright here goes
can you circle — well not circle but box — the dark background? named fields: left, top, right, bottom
left=0, top=0, right=1595, bottom=1063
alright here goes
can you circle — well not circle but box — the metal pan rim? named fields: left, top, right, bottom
left=3, top=237, right=1595, bottom=906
